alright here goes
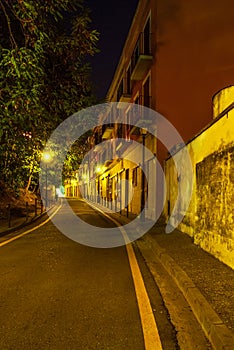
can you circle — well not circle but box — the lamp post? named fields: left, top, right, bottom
left=42, top=152, right=51, bottom=208
left=95, top=165, right=103, bottom=203
left=140, top=128, right=147, bottom=222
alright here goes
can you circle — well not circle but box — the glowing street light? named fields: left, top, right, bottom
left=95, top=164, right=106, bottom=174
left=95, top=165, right=102, bottom=174
left=43, top=153, right=51, bottom=162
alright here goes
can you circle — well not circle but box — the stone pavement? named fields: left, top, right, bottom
left=137, top=225, right=234, bottom=350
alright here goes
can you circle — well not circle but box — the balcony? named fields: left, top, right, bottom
left=102, top=124, right=114, bottom=140
left=117, top=79, right=131, bottom=108
left=128, top=124, right=141, bottom=141
left=104, top=159, right=114, bottom=167
left=131, top=32, right=153, bottom=81
left=117, top=93, right=132, bottom=105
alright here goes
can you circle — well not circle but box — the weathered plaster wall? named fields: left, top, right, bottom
left=195, top=144, right=234, bottom=266
left=164, top=89, right=234, bottom=268
left=213, top=86, right=234, bottom=118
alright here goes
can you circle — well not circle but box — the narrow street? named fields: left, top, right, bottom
left=1, top=0, right=234, bottom=349
left=0, top=199, right=177, bottom=350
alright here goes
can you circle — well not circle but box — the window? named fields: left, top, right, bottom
left=126, top=66, right=131, bottom=95
left=132, top=39, right=140, bottom=69
left=125, top=109, right=131, bottom=141
left=143, top=76, right=150, bottom=107
left=132, top=167, right=138, bottom=186
left=117, top=79, right=124, bottom=101
left=144, top=17, right=151, bottom=55
left=117, top=123, right=123, bottom=138
left=130, top=15, right=152, bottom=76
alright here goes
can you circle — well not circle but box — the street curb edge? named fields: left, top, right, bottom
left=140, top=234, right=234, bottom=350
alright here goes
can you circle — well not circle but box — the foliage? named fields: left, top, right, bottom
left=0, top=0, right=99, bottom=194
left=63, top=131, right=91, bottom=180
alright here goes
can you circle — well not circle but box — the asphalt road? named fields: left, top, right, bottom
left=0, top=199, right=177, bottom=349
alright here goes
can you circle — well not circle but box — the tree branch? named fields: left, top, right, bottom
left=0, top=0, right=17, bottom=48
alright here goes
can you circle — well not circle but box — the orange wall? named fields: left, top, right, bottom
left=155, top=0, right=234, bottom=143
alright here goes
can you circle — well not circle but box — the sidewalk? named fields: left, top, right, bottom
left=146, top=224, right=234, bottom=331
left=0, top=200, right=60, bottom=237
left=105, top=209, right=234, bottom=350
left=0, top=205, right=47, bottom=237
left=140, top=224, right=234, bottom=349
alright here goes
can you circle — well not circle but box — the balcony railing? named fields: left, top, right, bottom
left=131, top=32, right=153, bottom=81
left=102, top=124, right=114, bottom=140
left=117, top=78, right=131, bottom=108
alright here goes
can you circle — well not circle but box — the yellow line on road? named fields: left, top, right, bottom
left=89, top=203, right=163, bottom=350
left=0, top=205, right=62, bottom=248
left=125, top=242, right=163, bottom=350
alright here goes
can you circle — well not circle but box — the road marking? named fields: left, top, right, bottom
left=125, top=243, right=163, bottom=350
left=0, top=205, right=62, bottom=248
left=1, top=199, right=163, bottom=349
left=88, top=202, right=163, bottom=350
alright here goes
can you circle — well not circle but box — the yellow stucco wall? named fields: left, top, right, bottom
left=213, top=86, right=234, bottom=119
left=164, top=90, right=234, bottom=268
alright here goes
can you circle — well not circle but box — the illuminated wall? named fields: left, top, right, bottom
left=164, top=87, right=234, bottom=268
left=96, top=136, right=157, bottom=221
left=213, top=86, right=234, bottom=118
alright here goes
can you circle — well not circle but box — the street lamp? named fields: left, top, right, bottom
left=140, top=128, right=147, bottom=222
left=42, top=152, right=51, bottom=208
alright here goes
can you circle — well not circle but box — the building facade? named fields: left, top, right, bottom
left=106, top=0, right=234, bottom=162
left=84, top=0, right=234, bottom=213
left=66, top=0, right=234, bottom=266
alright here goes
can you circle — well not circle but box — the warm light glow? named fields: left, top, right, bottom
left=141, top=127, right=147, bottom=135
left=95, top=165, right=106, bottom=174
left=95, top=165, right=102, bottom=173
left=71, top=178, right=77, bottom=185
left=42, top=152, right=51, bottom=162
left=23, top=131, right=32, bottom=139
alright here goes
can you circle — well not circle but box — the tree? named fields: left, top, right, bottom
left=62, top=131, right=91, bottom=180
left=0, top=0, right=99, bottom=194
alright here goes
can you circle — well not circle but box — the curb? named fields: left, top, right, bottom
left=140, top=234, right=234, bottom=350
left=0, top=204, right=58, bottom=238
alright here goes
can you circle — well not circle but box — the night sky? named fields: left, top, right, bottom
left=84, top=0, right=139, bottom=100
